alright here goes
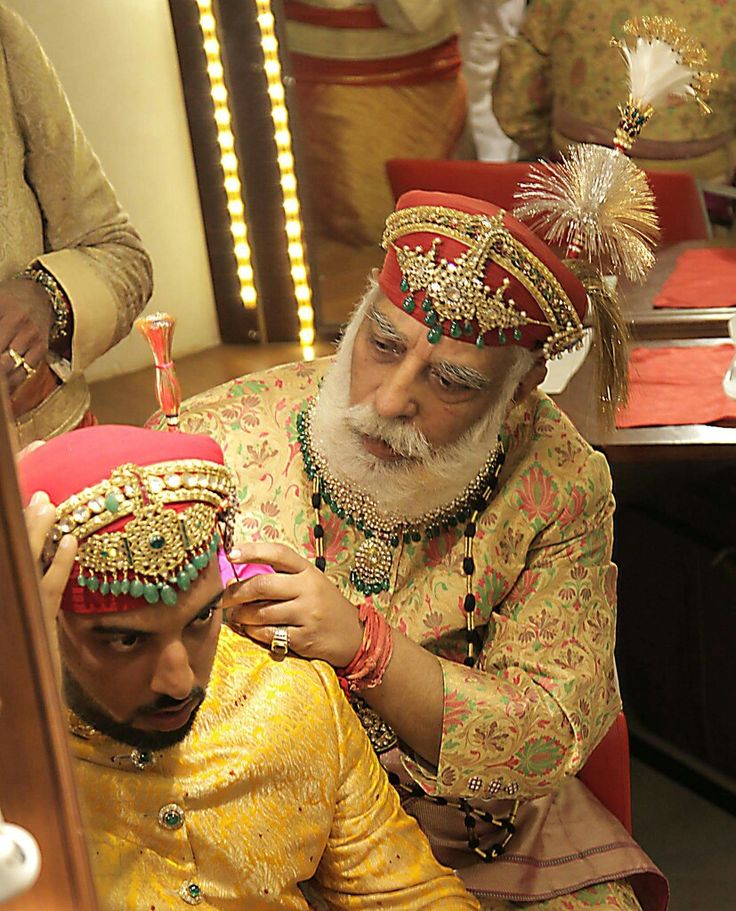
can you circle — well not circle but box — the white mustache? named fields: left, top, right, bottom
left=345, top=402, right=432, bottom=461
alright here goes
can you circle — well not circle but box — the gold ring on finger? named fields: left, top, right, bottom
left=270, top=625, right=289, bottom=659
left=6, top=347, right=35, bottom=376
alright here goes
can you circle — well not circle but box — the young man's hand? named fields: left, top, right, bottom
left=24, top=490, right=77, bottom=633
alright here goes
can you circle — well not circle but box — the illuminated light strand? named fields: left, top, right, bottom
left=255, top=1, right=315, bottom=360
left=196, top=0, right=257, bottom=309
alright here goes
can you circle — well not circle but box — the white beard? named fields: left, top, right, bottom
left=311, top=287, right=533, bottom=518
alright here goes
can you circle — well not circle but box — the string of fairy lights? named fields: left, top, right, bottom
left=195, top=0, right=315, bottom=359
left=255, top=1, right=315, bottom=359
left=195, top=0, right=256, bottom=310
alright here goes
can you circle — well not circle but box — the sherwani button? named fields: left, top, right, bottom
left=158, top=803, right=185, bottom=830
left=179, top=881, right=203, bottom=904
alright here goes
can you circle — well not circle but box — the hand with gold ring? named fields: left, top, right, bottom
left=0, top=277, right=52, bottom=394
left=222, top=542, right=364, bottom=667
left=6, top=346, right=36, bottom=378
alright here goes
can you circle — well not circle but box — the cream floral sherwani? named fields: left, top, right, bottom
left=493, top=0, right=736, bottom=181
left=170, top=358, right=667, bottom=910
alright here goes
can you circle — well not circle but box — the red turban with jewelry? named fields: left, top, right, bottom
left=378, top=190, right=589, bottom=359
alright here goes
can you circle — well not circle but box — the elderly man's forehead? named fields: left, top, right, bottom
left=367, top=294, right=522, bottom=378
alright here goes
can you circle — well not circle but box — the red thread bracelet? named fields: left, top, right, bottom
left=337, top=602, right=394, bottom=694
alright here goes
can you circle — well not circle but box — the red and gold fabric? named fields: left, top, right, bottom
left=379, top=190, right=588, bottom=354
left=19, top=425, right=238, bottom=614
left=284, top=1, right=466, bottom=245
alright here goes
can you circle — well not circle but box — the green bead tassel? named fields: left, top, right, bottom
left=130, top=579, right=144, bottom=598
left=161, top=585, right=178, bottom=606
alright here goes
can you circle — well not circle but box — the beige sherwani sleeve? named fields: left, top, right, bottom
left=0, top=2, right=152, bottom=376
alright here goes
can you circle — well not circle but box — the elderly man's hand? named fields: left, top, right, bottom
left=222, top=542, right=364, bottom=667
left=25, top=490, right=77, bottom=632
left=0, top=278, right=52, bottom=394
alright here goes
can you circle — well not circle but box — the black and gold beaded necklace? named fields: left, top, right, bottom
left=297, top=397, right=519, bottom=863
left=297, top=399, right=504, bottom=666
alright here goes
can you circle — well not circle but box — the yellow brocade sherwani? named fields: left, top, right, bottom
left=70, top=628, right=478, bottom=910
left=164, top=359, right=667, bottom=910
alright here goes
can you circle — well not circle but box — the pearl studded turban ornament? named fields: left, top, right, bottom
left=19, top=425, right=239, bottom=614
left=378, top=190, right=589, bottom=360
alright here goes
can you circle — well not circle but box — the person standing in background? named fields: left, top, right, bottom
left=456, top=0, right=526, bottom=161
left=0, top=2, right=152, bottom=446
left=284, top=0, right=467, bottom=247
left=492, top=0, right=736, bottom=184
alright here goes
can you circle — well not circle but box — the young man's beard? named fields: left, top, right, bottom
left=311, top=283, right=533, bottom=517
left=63, top=668, right=206, bottom=752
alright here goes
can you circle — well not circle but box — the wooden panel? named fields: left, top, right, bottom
left=0, top=383, right=98, bottom=909
left=168, top=0, right=261, bottom=344
left=613, top=458, right=736, bottom=803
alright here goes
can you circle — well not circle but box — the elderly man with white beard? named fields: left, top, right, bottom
left=166, top=190, right=667, bottom=911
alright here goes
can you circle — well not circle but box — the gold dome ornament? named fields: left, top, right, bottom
left=352, top=537, right=395, bottom=593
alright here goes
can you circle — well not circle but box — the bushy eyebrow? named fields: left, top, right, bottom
left=432, top=360, right=491, bottom=390
left=368, top=303, right=407, bottom=344
left=89, top=589, right=225, bottom=637
left=368, top=301, right=490, bottom=389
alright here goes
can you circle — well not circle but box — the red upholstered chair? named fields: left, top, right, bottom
left=643, top=170, right=711, bottom=246
left=578, top=712, right=632, bottom=834
left=386, top=158, right=534, bottom=211
left=386, top=158, right=711, bottom=250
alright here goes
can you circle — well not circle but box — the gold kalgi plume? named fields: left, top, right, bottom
left=512, top=18, right=716, bottom=427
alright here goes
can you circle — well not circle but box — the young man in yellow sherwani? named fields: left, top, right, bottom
left=20, top=424, right=479, bottom=910
left=171, top=191, right=669, bottom=910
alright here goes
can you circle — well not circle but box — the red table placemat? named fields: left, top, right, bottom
left=654, top=248, right=736, bottom=309
left=616, top=345, right=736, bottom=428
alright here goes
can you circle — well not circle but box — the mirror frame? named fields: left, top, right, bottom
left=0, top=382, right=98, bottom=911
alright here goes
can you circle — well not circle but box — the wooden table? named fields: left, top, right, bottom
left=553, top=336, right=736, bottom=462
left=619, top=241, right=736, bottom=341
left=552, top=284, right=736, bottom=804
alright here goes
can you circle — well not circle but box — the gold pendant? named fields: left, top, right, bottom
left=351, top=536, right=394, bottom=594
